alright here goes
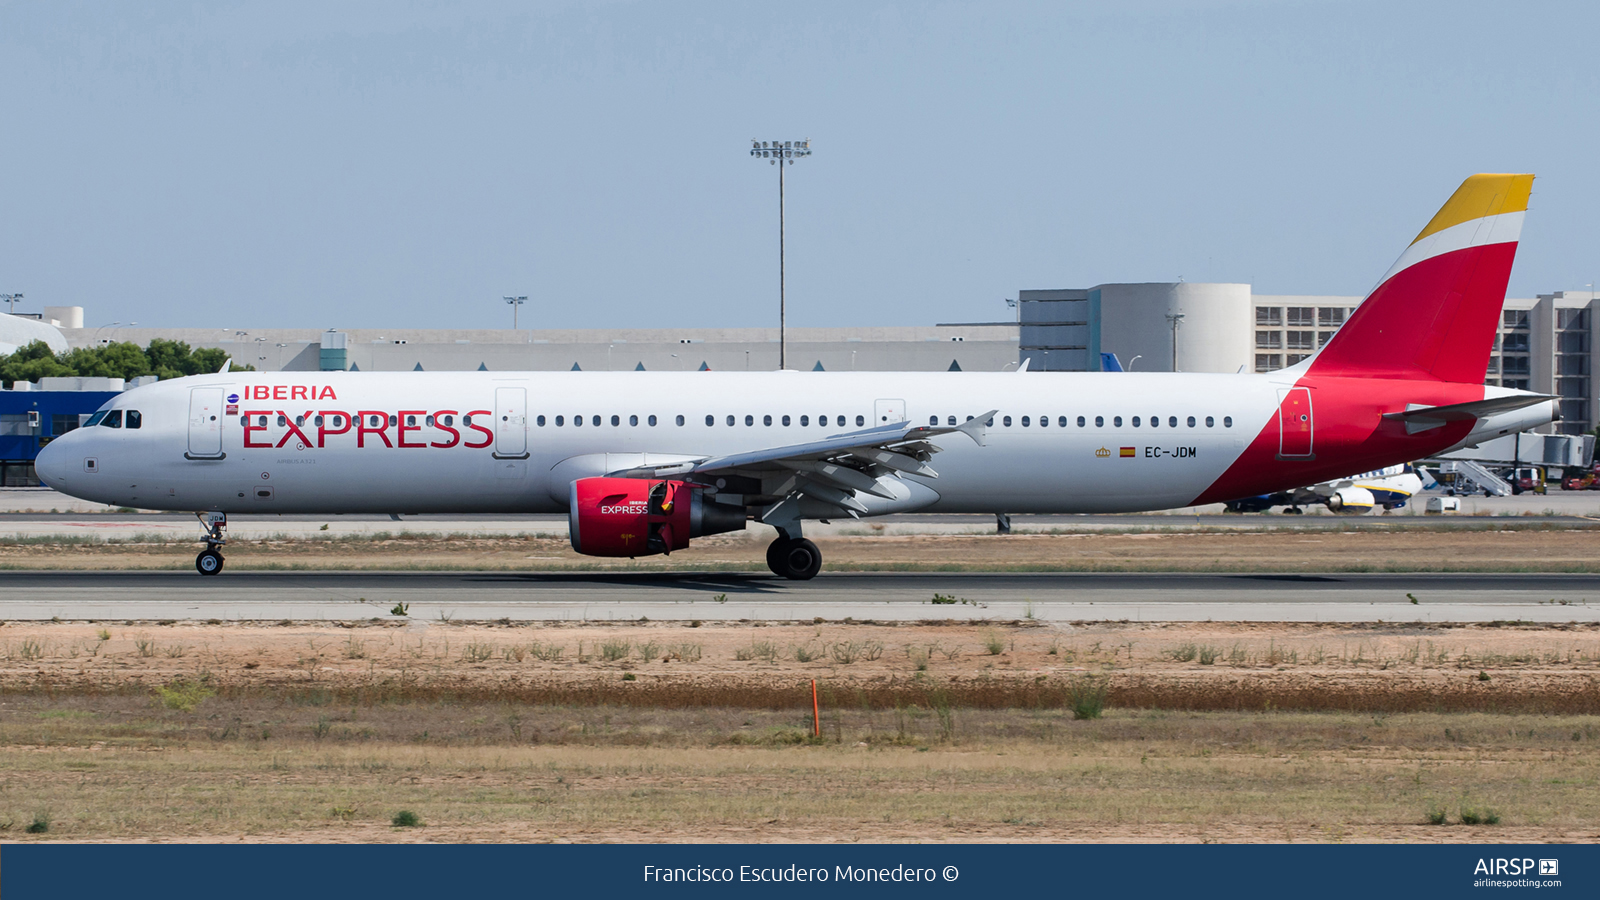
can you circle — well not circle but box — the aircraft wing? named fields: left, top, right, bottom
left=607, top=410, right=997, bottom=518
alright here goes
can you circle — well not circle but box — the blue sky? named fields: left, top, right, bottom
left=2, top=1, right=1597, bottom=331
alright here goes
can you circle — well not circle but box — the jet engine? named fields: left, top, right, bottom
left=1325, top=486, right=1375, bottom=514
left=568, top=477, right=746, bottom=557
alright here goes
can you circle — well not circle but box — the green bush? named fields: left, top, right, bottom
left=1068, top=676, right=1108, bottom=720
left=154, top=677, right=216, bottom=712
left=391, top=810, right=420, bottom=827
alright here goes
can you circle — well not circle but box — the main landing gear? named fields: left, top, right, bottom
left=766, top=535, right=822, bottom=581
left=195, top=511, right=227, bottom=576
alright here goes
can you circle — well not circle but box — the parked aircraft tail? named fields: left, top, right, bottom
left=1305, top=173, right=1533, bottom=384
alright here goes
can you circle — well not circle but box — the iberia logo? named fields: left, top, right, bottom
left=1095, top=447, right=1111, bottom=458
left=1119, top=447, right=1136, bottom=458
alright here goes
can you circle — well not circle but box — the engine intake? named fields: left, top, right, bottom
left=568, top=477, right=746, bottom=557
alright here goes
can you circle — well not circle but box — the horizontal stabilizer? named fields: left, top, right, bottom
left=1382, top=394, right=1555, bottom=434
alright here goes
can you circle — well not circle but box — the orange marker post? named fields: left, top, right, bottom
left=811, top=679, right=820, bottom=738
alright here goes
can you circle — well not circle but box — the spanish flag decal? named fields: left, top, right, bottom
left=1119, top=447, right=1136, bottom=458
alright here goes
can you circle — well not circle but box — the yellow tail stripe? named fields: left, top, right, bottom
left=1412, top=174, right=1533, bottom=244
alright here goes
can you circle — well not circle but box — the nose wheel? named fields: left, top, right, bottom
left=194, top=511, right=227, bottom=576
left=766, top=536, right=822, bottom=580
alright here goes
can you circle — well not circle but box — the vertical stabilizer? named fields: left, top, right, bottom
left=1306, top=174, right=1533, bottom=384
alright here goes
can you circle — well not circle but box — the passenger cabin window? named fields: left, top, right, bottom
left=1094, top=416, right=1103, bottom=427
left=441, top=415, right=452, bottom=426
left=1205, top=416, right=1214, bottom=427
left=674, top=415, right=683, bottom=426
left=1132, top=416, right=1140, bottom=427
left=463, top=415, right=473, bottom=426
left=125, top=410, right=141, bottom=429
left=855, top=415, right=865, bottom=426
left=1170, top=416, right=1178, bottom=427
left=260, top=415, right=270, bottom=427
left=1113, top=417, right=1122, bottom=427
left=612, top=415, right=621, bottom=426
left=574, top=415, right=583, bottom=427
left=405, top=415, right=416, bottom=427
left=277, top=415, right=287, bottom=427
left=591, top=415, right=600, bottom=426
left=100, top=410, right=123, bottom=428
left=781, top=415, right=789, bottom=426
left=705, top=415, right=714, bottom=426
left=536, top=415, right=546, bottom=426
left=387, top=415, right=397, bottom=427
left=555, top=416, right=564, bottom=426
left=726, top=415, right=735, bottom=426
left=1223, top=416, right=1233, bottom=427
left=648, top=415, right=657, bottom=426
left=1187, top=416, right=1196, bottom=427
left=800, top=415, right=810, bottom=426
left=763, top=415, right=772, bottom=426
left=745, top=415, right=754, bottom=426
left=1077, top=416, right=1086, bottom=427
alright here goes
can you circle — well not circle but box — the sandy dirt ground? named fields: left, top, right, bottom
left=3, top=619, right=1599, bottom=710
left=4, top=620, right=1599, bottom=843
left=6, top=526, right=1600, bottom=572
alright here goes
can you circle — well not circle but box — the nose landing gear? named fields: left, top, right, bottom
left=194, top=511, right=227, bottom=576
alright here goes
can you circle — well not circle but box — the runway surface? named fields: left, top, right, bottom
left=2, top=571, right=1595, bottom=623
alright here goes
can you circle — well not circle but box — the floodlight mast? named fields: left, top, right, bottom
left=749, top=139, right=812, bottom=370
left=504, top=295, right=527, bottom=330
left=0, top=293, right=21, bottom=315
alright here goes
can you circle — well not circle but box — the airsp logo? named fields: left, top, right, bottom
left=1474, top=859, right=1542, bottom=876
left=1539, top=859, right=1559, bottom=876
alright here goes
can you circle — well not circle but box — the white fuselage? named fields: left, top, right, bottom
left=37, top=370, right=1291, bottom=516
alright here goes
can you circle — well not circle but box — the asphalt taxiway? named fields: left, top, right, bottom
left=0, top=571, right=1594, bottom=623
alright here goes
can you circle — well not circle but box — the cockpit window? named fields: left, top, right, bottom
left=125, top=410, right=142, bottom=429
left=100, top=410, right=123, bottom=428
left=84, top=411, right=108, bottom=427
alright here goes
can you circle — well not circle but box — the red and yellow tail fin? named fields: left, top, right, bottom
left=1307, top=174, right=1533, bottom=384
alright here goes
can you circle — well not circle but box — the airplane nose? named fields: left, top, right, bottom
left=34, top=438, right=67, bottom=489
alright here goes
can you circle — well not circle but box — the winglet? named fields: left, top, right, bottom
left=955, top=410, right=997, bottom=447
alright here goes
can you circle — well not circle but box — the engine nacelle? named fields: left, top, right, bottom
left=568, top=477, right=746, bottom=557
left=1325, top=486, right=1375, bottom=514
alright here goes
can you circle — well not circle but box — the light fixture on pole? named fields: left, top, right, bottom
left=1165, top=313, right=1186, bottom=372
left=504, top=296, right=527, bottom=330
left=0, top=293, right=21, bottom=315
left=748, top=138, right=812, bottom=370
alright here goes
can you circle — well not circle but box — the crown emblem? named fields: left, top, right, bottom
left=1095, top=447, right=1111, bottom=458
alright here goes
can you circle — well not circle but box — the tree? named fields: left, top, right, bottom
left=0, top=339, right=252, bottom=388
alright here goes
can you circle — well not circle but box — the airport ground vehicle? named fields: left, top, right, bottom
left=36, top=175, right=1557, bottom=577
